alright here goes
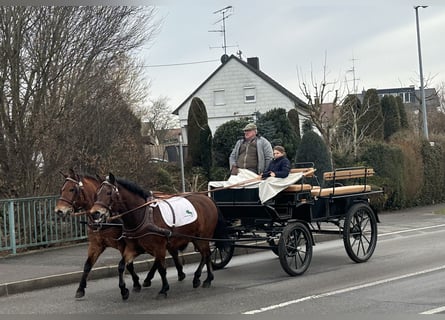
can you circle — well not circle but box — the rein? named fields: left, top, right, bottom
left=107, top=176, right=262, bottom=221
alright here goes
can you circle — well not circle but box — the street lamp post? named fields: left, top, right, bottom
left=414, top=5, right=429, bottom=140
left=178, top=132, right=186, bottom=192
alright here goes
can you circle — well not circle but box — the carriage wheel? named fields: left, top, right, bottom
left=210, top=240, right=234, bottom=270
left=278, top=222, right=312, bottom=276
left=343, top=202, right=378, bottom=263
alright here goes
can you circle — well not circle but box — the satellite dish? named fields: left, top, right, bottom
left=220, top=54, right=229, bottom=63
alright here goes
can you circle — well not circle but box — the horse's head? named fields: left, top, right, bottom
left=89, top=172, right=120, bottom=223
left=54, top=168, right=84, bottom=219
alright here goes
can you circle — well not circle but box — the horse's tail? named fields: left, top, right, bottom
left=213, top=209, right=230, bottom=250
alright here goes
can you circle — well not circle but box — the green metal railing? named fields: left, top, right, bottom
left=0, top=195, right=88, bottom=255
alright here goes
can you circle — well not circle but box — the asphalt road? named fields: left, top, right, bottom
left=0, top=208, right=444, bottom=315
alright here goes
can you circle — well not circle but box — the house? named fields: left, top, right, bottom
left=356, top=86, right=440, bottom=113
left=172, top=54, right=307, bottom=143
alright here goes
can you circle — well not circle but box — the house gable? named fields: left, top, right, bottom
left=172, top=55, right=307, bottom=143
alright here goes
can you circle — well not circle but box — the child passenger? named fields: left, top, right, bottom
left=261, top=145, right=291, bottom=179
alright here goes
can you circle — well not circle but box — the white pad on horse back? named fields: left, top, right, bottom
left=150, top=196, right=197, bottom=227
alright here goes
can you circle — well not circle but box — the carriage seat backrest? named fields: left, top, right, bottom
left=282, top=167, right=315, bottom=193
left=312, top=167, right=374, bottom=197
left=323, top=168, right=374, bottom=181
left=290, top=167, right=315, bottom=177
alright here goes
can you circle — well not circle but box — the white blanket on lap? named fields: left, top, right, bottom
left=208, top=168, right=304, bottom=203
left=150, top=197, right=197, bottom=227
left=258, top=173, right=304, bottom=203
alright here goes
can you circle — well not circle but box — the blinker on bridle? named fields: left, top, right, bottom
left=93, top=180, right=119, bottom=212
left=58, top=177, right=84, bottom=207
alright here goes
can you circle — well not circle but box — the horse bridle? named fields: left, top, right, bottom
left=58, top=177, right=85, bottom=209
left=93, top=180, right=120, bottom=214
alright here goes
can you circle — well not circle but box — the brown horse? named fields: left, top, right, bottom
left=54, top=169, right=186, bottom=299
left=89, top=173, right=228, bottom=299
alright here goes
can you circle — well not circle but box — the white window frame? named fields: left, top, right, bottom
left=244, top=86, right=256, bottom=103
left=214, top=89, right=225, bottom=106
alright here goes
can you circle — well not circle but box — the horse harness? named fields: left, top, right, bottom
left=117, top=194, right=196, bottom=240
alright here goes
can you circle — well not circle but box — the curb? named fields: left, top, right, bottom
left=0, top=250, right=200, bottom=298
left=0, top=234, right=339, bottom=297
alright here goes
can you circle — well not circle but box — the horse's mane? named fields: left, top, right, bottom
left=116, top=178, right=150, bottom=200
left=81, top=174, right=100, bottom=182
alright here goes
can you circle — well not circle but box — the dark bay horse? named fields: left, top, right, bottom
left=89, top=173, right=227, bottom=299
left=54, top=169, right=186, bottom=299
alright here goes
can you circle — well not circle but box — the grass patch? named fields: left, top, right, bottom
left=433, top=208, right=445, bottom=215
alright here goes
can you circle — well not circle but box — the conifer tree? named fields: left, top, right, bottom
left=395, top=96, right=409, bottom=129
left=186, top=97, right=212, bottom=177
left=360, top=89, right=384, bottom=141
left=257, top=108, right=299, bottom=162
left=295, top=120, right=332, bottom=183
left=381, top=95, right=401, bottom=140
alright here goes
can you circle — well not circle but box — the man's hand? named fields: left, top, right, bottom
left=230, top=165, right=239, bottom=175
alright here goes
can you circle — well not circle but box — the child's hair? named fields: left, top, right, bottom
left=273, top=145, right=286, bottom=155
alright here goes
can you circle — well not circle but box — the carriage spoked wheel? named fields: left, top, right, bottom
left=278, top=222, right=312, bottom=276
left=210, top=239, right=235, bottom=270
left=343, top=202, right=378, bottom=263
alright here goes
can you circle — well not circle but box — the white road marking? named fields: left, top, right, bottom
left=379, top=223, right=445, bottom=237
left=420, top=305, right=445, bottom=314
left=243, top=264, right=445, bottom=314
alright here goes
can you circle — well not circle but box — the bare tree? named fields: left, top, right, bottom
left=138, top=96, right=180, bottom=144
left=296, top=52, right=342, bottom=166
left=0, top=7, right=161, bottom=197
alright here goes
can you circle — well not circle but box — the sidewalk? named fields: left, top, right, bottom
left=1, top=203, right=445, bottom=297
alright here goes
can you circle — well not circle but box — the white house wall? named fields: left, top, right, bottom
left=177, top=58, right=298, bottom=144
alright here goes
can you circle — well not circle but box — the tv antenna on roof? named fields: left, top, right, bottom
left=209, top=6, right=236, bottom=56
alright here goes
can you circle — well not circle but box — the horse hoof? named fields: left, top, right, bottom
left=133, top=284, right=142, bottom=292
left=143, top=280, right=151, bottom=287
left=202, top=281, right=211, bottom=288
left=178, top=273, right=186, bottom=282
left=121, top=288, right=130, bottom=300
left=156, top=292, right=168, bottom=299
left=75, top=289, right=85, bottom=299
left=193, top=280, right=201, bottom=288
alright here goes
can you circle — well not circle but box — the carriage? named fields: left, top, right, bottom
left=83, top=163, right=382, bottom=299
left=209, top=163, right=383, bottom=276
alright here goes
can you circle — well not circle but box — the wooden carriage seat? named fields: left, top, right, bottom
left=282, top=167, right=315, bottom=193
left=311, top=184, right=371, bottom=197
left=283, top=184, right=313, bottom=192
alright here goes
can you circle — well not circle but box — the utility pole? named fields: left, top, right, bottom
left=414, top=5, right=429, bottom=140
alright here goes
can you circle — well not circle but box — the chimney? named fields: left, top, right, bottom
left=247, top=57, right=259, bottom=70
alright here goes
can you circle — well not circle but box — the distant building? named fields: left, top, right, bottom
left=356, top=86, right=440, bottom=113
left=172, top=54, right=308, bottom=143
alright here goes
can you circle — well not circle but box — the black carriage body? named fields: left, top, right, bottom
left=209, top=166, right=381, bottom=276
left=212, top=187, right=376, bottom=224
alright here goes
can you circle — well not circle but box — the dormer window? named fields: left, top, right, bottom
left=244, top=87, right=256, bottom=103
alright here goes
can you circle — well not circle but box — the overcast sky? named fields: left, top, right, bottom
left=140, top=0, right=445, bottom=110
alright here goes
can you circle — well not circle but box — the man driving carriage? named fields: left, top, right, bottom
left=229, top=123, right=273, bottom=176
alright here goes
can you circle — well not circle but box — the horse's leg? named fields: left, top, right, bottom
left=169, top=248, right=186, bottom=281
left=118, top=257, right=130, bottom=300
left=156, top=257, right=170, bottom=297
left=193, top=242, right=214, bottom=288
left=126, top=261, right=141, bottom=292
left=202, top=252, right=214, bottom=288
left=118, top=239, right=141, bottom=292
left=76, top=244, right=105, bottom=299
left=192, top=255, right=206, bottom=288
left=143, top=259, right=159, bottom=287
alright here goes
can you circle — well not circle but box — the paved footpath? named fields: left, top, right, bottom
left=1, top=203, right=445, bottom=297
